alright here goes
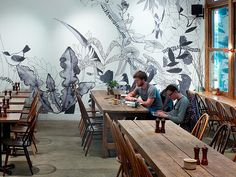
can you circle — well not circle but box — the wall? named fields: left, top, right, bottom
left=0, top=0, right=205, bottom=114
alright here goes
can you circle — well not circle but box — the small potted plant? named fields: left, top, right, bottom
left=107, top=80, right=118, bottom=95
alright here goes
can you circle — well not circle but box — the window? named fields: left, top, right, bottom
left=206, top=0, right=235, bottom=99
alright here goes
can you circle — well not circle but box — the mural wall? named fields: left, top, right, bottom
left=0, top=0, right=205, bottom=114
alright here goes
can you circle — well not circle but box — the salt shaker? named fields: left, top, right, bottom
left=160, top=119, right=166, bottom=133
left=3, top=106, right=7, bottom=117
left=194, top=145, right=200, bottom=165
left=4, top=90, right=7, bottom=96
left=201, top=145, right=208, bottom=165
left=9, top=91, right=12, bottom=99
left=155, top=118, right=161, bottom=133
left=2, top=98, right=5, bottom=106
left=6, top=99, right=10, bottom=108
left=0, top=106, right=2, bottom=117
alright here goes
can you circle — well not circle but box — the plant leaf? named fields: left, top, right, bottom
left=167, top=62, right=179, bottom=67
left=16, top=65, right=43, bottom=88
left=168, top=48, right=175, bottom=62
left=181, top=41, right=193, bottom=46
left=166, top=68, right=182, bottom=73
left=39, top=91, right=53, bottom=112
left=185, top=26, right=197, bottom=33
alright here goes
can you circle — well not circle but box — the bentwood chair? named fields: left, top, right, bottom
left=3, top=108, right=38, bottom=176
left=191, top=113, right=209, bottom=140
left=76, top=93, right=103, bottom=156
left=209, top=123, right=231, bottom=154
left=205, top=98, right=221, bottom=133
left=195, top=93, right=208, bottom=116
left=215, top=102, right=231, bottom=123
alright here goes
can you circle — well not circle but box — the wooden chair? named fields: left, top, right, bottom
left=215, top=102, right=231, bottom=123
left=195, top=93, right=208, bottom=115
left=205, top=98, right=221, bottom=133
left=209, top=123, right=231, bottom=154
left=3, top=108, right=38, bottom=176
left=229, top=106, right=236, bottom=161
left=230, top=106, right=236, bottom=125
left=135, top=154, right=153, bottom=177
left=76, top=93, right=102, bottom=156
left=191, top=113, right=209, bottom=140
left=11, top=93, right=40, bottom=155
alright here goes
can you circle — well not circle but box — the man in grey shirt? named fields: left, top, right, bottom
left=157, top=84, right=189, bottom=124
left=125, top=71, right=163, bottom=114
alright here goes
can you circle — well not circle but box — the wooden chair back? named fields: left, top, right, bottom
left=209, top=123, right=231, bottom=154
left=112, top=121, right=131, bottom=176
left=191, top=113, right=209, bottom=140
left=195, top=93, right=208, bottom=115
left=135, top=154, right=153, bottom=177
left=76, top=93, right=92, bottom=128
left=204, top=98, right=220, bottom=120
left=26, top=92, right=39, bottom=122
left=229, top=106, right=236, bottom=125
left=215, top=102, right=231, bottom=123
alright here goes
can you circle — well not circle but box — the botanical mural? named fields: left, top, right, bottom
left=0, top=0, right=204, bottom=113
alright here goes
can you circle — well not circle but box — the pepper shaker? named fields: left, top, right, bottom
left=201, top=145, right=208, bottom=165
left=4, top=90, right=7, bottom=96
left=0, top=106, right=2, bottom=117
left=194, top=145, right=200, bottom=165
left=160, top=119, right=166, bottom=133
left=9, top=91, right=12, bottom=99
left=3, top=106, right=7, bottom=117
left=155, top=118, right=161, bottom=133
left=6, top=99, right=10, bottom=108
left=2, top=98, right=5, bottom=106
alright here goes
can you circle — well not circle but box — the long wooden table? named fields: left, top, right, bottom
left=0, top=92, right=30, bottom=98
left=119, top=120, right=236, bottom=177
left=0, top=98, right=25, bottom=105
left=90, top=90, right=149, bottom=157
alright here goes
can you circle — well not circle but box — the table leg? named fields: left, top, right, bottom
left=102, top=112, right=108, bottom=158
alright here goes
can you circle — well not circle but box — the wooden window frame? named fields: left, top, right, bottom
left=205, top=0, right=235, bottom=99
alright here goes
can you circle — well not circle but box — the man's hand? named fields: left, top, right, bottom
left=157, top=111, right=168, bottom=118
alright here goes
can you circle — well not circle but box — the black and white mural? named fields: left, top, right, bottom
left=0, top=0, right=204, bottom=113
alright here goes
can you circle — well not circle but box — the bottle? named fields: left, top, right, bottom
left=201, top=145, right=208, bottom=165
left=2, top=98, right=5, bottom=106
left=0, top=106, right=2, bottom=117
left=155, top=118, right=161, bottom=133
left=194, top=145, right=200, bottom=165
left=3, top=106, right=7, bottom=117
left=161, top=119, right=166, bottom=133
left=9, top=91, right=12, bottom=99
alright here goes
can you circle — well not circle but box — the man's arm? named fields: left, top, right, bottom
left=137, top=97, right=154, bottom=107
left=125, top=91, right=137, bottom=101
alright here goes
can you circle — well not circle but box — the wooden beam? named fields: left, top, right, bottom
left=205, top=2, right=210, bottom=92
left=228, top=0, right=235, bottom=98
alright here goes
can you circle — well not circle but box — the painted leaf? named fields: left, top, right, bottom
left=11, top=55, right=25, bottom=62
left=168, top=48, right=175, bottom=62
left=77, top=82, right=95, bottom=97
left=59, top=47, right=80, bottom=111
left=185, top=26, right=197, bottom=33
left=3, top=51, right=10, bottom=56
left=179, top=36, right=187, bottom=46
left=46, top=74, right=61, bottom=111
left=59, top=47, right=80, bottom=87
left=167, top=62, right=179, bottom=67
left=16, top=65, right=43, bottom=88
left=176, top=53, right=189, bottom=59
left=100, top=70, right=113, bottom=83
left=182, top=51, right=193, bottom=65
left=39, top=91, right=53, bottom=112
left=181, top=41, right=193, bottom=46
left=166, top=68, right=182, bottom=73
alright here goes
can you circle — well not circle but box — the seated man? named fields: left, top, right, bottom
left=125, top=70, right=163, bottom=118
left=157, top=84, right=189, bottom=124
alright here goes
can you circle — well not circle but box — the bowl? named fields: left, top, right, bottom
left=183, top=158, right=197, bottom=170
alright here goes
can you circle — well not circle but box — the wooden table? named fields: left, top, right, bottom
left=0, top=92, right=30, bottom=98
left=90, top=90, right=149, bottom=157
left=198, top=92, right=236, bottom=108
left=0, top=98, right=25, bottom=105
left=6, top=105, right=25, bottom=113
left=0, top=113, right=21, bottom=174
left=119, top=120, right=236, bottom=177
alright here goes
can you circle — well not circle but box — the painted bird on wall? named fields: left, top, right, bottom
left=178, top=73, right=192, bottom=96
left=3, top=45, right=30, bottom=66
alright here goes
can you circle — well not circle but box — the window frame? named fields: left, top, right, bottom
left=205, top=0, right=235, bottom=99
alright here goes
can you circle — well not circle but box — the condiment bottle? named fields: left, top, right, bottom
left=9, top=91, right=12, bottom=99
left=155, top=118, right=161, bottom=133
left=3, top=106, right=7, bottom=117
left=201, top=145, right=208, bottom=165
left=194, top=145, right=200, bottom=165
left=0, top=106, right=2, bottom=117
left=160, top=119, right=166, bottom=133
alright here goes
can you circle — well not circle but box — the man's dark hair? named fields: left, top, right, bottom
left=133, top=71, right=147, bottom=81
left=165, top=84, right=179, bottom=92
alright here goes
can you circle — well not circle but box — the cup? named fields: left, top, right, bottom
left=113, top=99, right=119, bottom=105
left=183, top=158, right=197, bottom=170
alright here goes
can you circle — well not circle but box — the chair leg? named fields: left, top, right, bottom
left=81, top=129, right=89, bottom=146
left=23, top=147, right=33, bottom=175
left=32, top=135, right=38, bottom=153
left=85, top=132, right=93, bottom=156
left=83, top=132, right=91, bottom=151
left=116, top=164, right=122, bottom=177
left=3, top=148, right=11, bottom=176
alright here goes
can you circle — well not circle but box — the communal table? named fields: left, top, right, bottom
left=0, top=113, right=21, bottom=174
left=118, top=120, right=236, bottom=177
left=90, top=90, right=149, bottom=157
left=0, top=92, right=30, bottom=98
left=0, top=98, right=26, bottom=105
